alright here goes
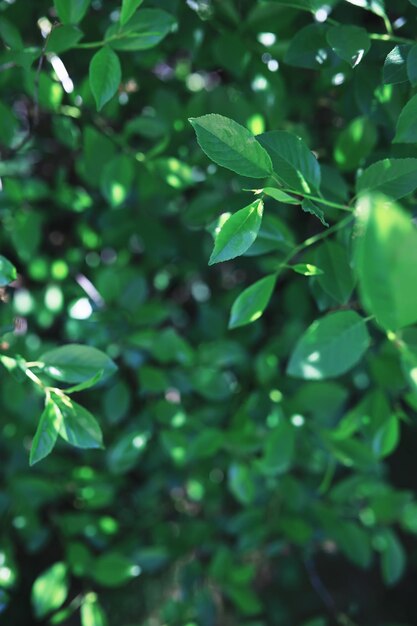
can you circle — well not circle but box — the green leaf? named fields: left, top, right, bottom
left=92, top=553, right=137, bottom=587
left=315, top=240, right=355, bottom=304
left=287, top=311, right=370, bottom=380
left=0, top=101, right=19, bottom=148
left=356, top=158, right=417, bottom=200
left=0, top=255, right=17, bottom=286
left=228, top=462, right=255, bottom=505
left=45, top=25, right=83, bottom=53
left=383, top=45, right=410, bottom=84
left=290, top=263, right=323, bottom=276
left=56, top=396, right=104, bottom=449
left=0, top=16, right=23, bottom=49
left=261, top=187, right=299, bottom=204
left=189, top=114, right=273, bottom=178
left=30, top=400, right=62, bottom=465
left=301, top=198, right=329, bottom=227
left=54, top=0, right=91, bottom=24
left=229, top=274, right=276, bottom=329
left=106, top=9, right=176, bottom=51
left=261, top=416, right=296, bottom=475
left=257, top=131, right=321, bottom=193
left=81, top=594, right=108, bottom=626
left=334, top=116, right=377, bottom=171
left=41, top=344, right=117, bottom=384
left=100, top=155, right=134, bottom=206
left=381, top=530, right=406, bottom=586
left=285, top=24, right=333, bottom=70
left=326, top=25, right=370, bottom=67
left=209, top=199, right=264, bottom=265
left=406, top=43, right=417, bottom=85
left=31, top=562, right=68, bottom=619
left=64, top=371, right=104, bottom=394
left=120, top=0, right=144, bottom=26
left=89, top=46, right=121, bottom=111
left=372, top=415, right=400, bottom=458
left=394, top=94, right=417, bottom=143
left=355, top=194, right=417, bottom=330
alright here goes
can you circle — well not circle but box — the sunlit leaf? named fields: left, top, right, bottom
left=209, top=199, right=264, bottom=265
left=189, top=114, right=273, bottom=178
left=229, top=274, right=276, bottom=328
left=287, top=311, right=370, bottom=379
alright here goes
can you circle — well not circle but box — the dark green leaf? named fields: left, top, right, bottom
left=394, top=94, right=417, bottom=143
left=383, top=45, right=411, bottom=84
left=46, top=25, right=83, bottom=53
left=89, top=46, right=121, bottom=111
left=381, top=530, right=406, bottom=585
left=301, top=198, right=329, bottom=227
left=406, top=43, right=417, bottom=85
left=326, top=25, right=370, bottom=67
left=54, top=0, right=91, bottom=24
left=41, top=344, right=117, bottom=384
left=315, top=240, right=355, bottom=304
left=257, top=131, right=321, bottom=193
left=285, top=24, right=333, bottom=70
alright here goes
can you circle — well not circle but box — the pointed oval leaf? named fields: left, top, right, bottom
left=0, top=255, right=17, bottom=286
left=383, top=45, right=411, bottom=84
left=356, top=158, right=417, bottom=199
left=406, top=43, right=417, bottom=85
left=229, top=274, right=276, bottom=329
left=57, top=397, right=104, bottom=449
left=334, top=116, right=377, bottom=171
left=287, top=311, right=370, bottom=380
left=257, top=130, right=321, bottom=193
left=189, top=114, right=273, bottom=178
left=261, top=416, right=296, bottom=475
left=262, top=187, right=299, bottom=204
left=41, top=344, right=117, bottom=383
left=89, top=46, right=121, bottom=111
left=30, top=400, right=62, bottom=466
left=381, top=530, right=406, bottom=586
left=326, top=25, right=370, bottom=67
left=106, top=9, right=175, bottom=51
left=355, top=194, right=417, bottom=330
left=54, top=0, right=91, bottom=24
left=315, top=240, right=355, bottom=304
left=120, top=0, right=144, bottom=26
left=209, top=199, right=264, bottom=265
left=285, top=23, right=333, bottom=69
left=394, top=93, right=417, bottom=143
left=32, top=562, right=68, bottom=619
left=301, top=198, right=329, bottom=227
left=45, top=25, right=83, bottom=54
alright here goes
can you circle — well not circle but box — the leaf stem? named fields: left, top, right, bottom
left=277, top=214, right=354, bottom=273
left=369, top=33, right=415, bottom=45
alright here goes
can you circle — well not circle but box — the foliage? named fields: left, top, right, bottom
left=1, top=0, right=417, bottom=624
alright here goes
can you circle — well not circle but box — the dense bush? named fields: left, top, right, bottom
left=2, top=0, right=417, bottom=624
